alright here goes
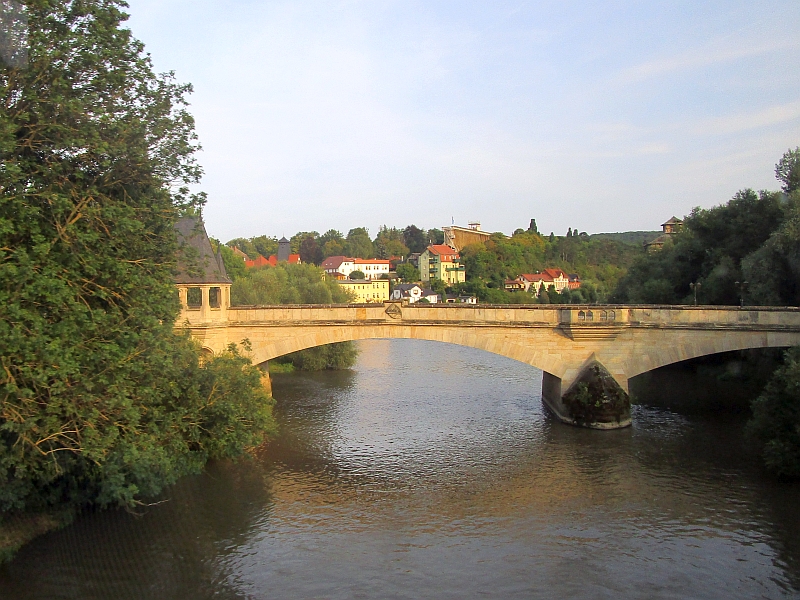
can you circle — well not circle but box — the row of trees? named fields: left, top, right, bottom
left=1, top=0, right=275, bottom=532
left=228, top=225, right=445, bottom=265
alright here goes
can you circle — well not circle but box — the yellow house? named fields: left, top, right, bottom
left=337, top=279, right=390, bottom=303
left=419, top=244, right=466, bottom=285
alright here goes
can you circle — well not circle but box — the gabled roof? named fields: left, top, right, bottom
left=394, top=283, right=423, bottom=292
left=426, top=244, right=459, bottom=257
left=662, top=216, right=682, bottom=225
left=542, top=268, right=568, bottom=279
left=174, top=216, right=231, bottom=284
left=321, top=256, right=352, bottom=269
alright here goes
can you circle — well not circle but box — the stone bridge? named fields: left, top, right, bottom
left=178, top=297, right=800, bottom=430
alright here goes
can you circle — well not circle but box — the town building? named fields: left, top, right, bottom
left=321, top=256, right=391, bottom=280
left=337, top=279, right=390, bottom=303
left=391, top=283, right=439, bottom=303
left=443, top=222, right=492, bottom=252
left=645, top=216, right=684, bottom=252
left=504, top=269, right=571, bottom=295
left=419, top=244, right=465, bottom=285
left=444, top=293, right=478, bottom=304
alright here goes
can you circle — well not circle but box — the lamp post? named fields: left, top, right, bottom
left=735, top=280, right=748, bottom=307
left=689, top=281, right=701, bottom=305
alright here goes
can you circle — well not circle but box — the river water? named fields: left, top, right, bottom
left=1, top=339, right=799, bottom=599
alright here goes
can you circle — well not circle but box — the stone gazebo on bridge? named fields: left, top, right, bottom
left=174, top=216, right=232, bottom=322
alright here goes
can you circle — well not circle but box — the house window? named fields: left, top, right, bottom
left=187, top=287, right=202, bottom=308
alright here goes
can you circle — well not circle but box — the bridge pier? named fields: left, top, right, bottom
left=541, top=363, right=631, bottom=430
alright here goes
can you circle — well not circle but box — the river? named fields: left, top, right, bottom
left=1, top=339, right=799, bottom=599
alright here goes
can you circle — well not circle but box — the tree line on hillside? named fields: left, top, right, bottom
left=227, top=225, right=445, bottom=264
left=0, top=0, right=275, bottom=558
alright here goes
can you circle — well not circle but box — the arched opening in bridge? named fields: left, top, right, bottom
left=629, top=348, right=786, bottom=415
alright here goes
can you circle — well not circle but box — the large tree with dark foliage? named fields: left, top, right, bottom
left=0, top=1, right=274, bottom=516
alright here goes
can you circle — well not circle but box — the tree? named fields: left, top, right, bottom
left=231, top=263, right=353, bottom=305
left=299, top=235, right=323, bottom=265
left=428, top=228, right=444, bottom=245
left=528, top=219, right=539, bottom=235
left=0, top=1, right=273, bottom=515
left=395, top=263, right=420, bottom=282
left=346, top=227, right=373, bottom=258
left=776, top=147, right=800, bottom=194
left=349, top=270, right=365, bottom=280
left=290, top=231, right=319, bottom=254
left=320, top=230, right=346, bottom=258
left=403, top=225, right=427, bottom=254
left=747, top=347, right=800, bottom=477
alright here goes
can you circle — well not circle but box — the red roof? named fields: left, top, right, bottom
left=245, top=255, right=271, bottom=268
left=322, top=256, right=350, bottom=269
left=542, top=268, right=567, bottom=279
left=519, top=272, right=553, bottom=282
left=427, top=244, right=459, bottom=259
left=245, top=254, right=301, bottom=268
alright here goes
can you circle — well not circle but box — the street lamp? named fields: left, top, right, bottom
left=689, top=281, right=701, bottom=305
left=735, top=281, right=748, bottom=307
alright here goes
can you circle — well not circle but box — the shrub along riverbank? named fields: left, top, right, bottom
left=1, top=2, right=276, bottom=561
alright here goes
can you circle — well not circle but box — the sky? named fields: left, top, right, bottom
left=124, top=0, right=800, bottom=242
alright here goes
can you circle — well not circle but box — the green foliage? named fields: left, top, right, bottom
left=212, top=239, right=246, bottom=280
left=375, top=225, right=409, bottom=258
left=0, top=1, right=275, bottom=517
left=395, top=262, right=420, bottom=282
left=345, top=227, right=374, bottom=258
left=298, top=234, right=323, bottom=265
left=349, top=270, right=365, bottom=280
left=231, top=263, right=353, bottom=305
left=776, top=147, right=800, bottom=194
left=459, top=229, right=637, bottom=302
left=747, top=347, right=800, bottom=478
left=274, top=342, right=359, bottom=371
left=562, top=365, right=630, bottom=426
left=229, top=263, right=359, bottom=370
left=428, top=228, right=444, bottom=245
left=612, top=189, right=786, bottom=305
left=402, top=225, right=427, bottom=254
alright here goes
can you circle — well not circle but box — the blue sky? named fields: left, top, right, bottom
left=125, top=0, right=800, bottom=242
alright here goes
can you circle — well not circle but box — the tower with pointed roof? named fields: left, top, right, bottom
left=174, top=216, right=232, bottom=322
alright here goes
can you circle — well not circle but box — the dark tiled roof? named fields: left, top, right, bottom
left=174, top=216, right=231, bottom=284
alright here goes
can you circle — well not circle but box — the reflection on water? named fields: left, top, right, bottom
left=1, top=339, right=799, bottom=599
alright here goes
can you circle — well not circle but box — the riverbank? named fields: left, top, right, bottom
left=0, top=510, right=75, bottom=565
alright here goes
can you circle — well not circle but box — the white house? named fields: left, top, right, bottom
left=391, top=283, right=439, bottom=303
left=321, top=256, right=390, bottom=280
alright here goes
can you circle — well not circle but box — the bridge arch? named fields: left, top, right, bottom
left=241, top=324, right=567, bottom=381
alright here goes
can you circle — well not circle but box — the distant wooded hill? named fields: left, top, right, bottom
left=589, top=231, right=662, bottom=245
